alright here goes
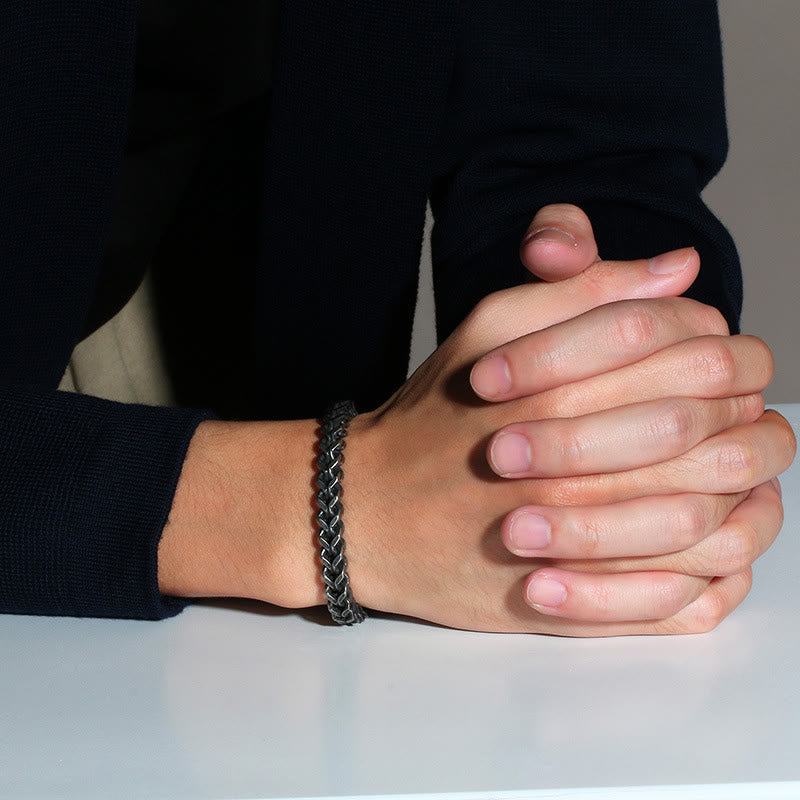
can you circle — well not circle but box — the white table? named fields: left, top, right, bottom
left=2, top=406, right=799, bottom=800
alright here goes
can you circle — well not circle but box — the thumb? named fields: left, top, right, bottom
left=462, top=246, right=702, bottom=358
left=521, top=204, right=599, bottom=282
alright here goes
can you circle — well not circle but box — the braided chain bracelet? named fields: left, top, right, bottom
left=316, top=401, right=367, bottom=625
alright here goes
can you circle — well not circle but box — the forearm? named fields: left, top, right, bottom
left=158, top=418, right=325, bottom=609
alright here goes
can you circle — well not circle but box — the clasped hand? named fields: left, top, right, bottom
left=343, top=205, right=795, bottom=635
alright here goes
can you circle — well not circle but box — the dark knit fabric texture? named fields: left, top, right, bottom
left=429, top=1, right=739, bottom=340
left=0, top=388, right=210, bottom=618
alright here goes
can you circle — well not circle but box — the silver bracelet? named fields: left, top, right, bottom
left=316, top=401, right=366, bottom=625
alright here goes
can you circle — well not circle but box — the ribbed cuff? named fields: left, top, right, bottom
left=0, top=386, right=214, bottom=619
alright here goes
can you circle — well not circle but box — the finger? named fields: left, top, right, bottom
left=472, top=293, right=722, bottom=402
left=520, top=204, right=600, bottom=282
left=653, top=570, right=752, bottom=636
left=462, top=246, right=704, bottom=363
left=542, top=410, right=797, bottom=507
left=520, top=570, right=752, bottom=636
left=530, top=334, right=774, bottom=420
left=488, top=394, right=764, bottom=479
left=523, top=568, right=710, bottom=622
left=655, top=410, right=796, bottom=495
left=663, top=479, right=783, bottom=578
left=502, top=492, right=744, bottom=560
left=536, top=482, right=780, bottom=578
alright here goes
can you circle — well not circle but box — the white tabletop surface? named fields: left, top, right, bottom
left=2, top=406, right=799, bottom=800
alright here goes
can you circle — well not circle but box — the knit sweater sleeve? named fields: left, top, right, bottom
left=429, top=0, right=741, bottom=340
left=0, top=387, right=212, bottom=618
left=0, top=2, right=212, bottom=619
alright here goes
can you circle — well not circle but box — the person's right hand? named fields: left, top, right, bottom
left=340, top=247, right=794, bottom=635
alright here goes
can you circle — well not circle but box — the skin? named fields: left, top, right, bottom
left=158, top=205, right=795, bottom=636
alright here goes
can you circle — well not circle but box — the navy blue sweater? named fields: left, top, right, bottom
left=0, top=1, right=740, bottom=618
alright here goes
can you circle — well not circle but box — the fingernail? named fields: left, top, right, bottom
left=527, top=574, right=567, bottom=609
left=471, top=355, right=512, bottom=399
left=524, top=227, right=578, bottom=249
left=490, top=432, right=531, bottom=476
left=509, top=512, right=551, bottom=551
left=648, top=247, right=695, bottom=275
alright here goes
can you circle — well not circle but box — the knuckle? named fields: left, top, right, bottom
left=690, top=570, right=752, bottom=633
left=556, top=424, right=587, bottom=469
left=776, top=417, right=799, bottom=471
left=660, top=571, right=752, bottom=635
left=690, top=339, right=737, bottom=393
left=534, top=341, right=562, bottom=384
left=654, top=574, right=691, bottom=617
left=577, top=515, right=604, bottom=557
left=742, top=335, right=775, bottom=388
left=714, top=439, right=762, bottom=486
left=735, top=522, right=763, bottom=571
left=674, top=498, right=709, bottom=547
left=651, top=401, right=696, bottom=450
left=712, top=522, right=761, bottom=576
left=738, top=392, right=766, bottom=422
left=468, top=292, right=504, bottom=332
left=607, top=303, right=658, bottom=353
left=695, top=303, right=730, bottom=336
left=692, top=589, right=729, bottom=633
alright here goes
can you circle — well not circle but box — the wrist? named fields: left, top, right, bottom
left=158, top=418, right=326, bottom=609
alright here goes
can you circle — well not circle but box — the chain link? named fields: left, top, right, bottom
left=317, top=401, right=366, bottom=625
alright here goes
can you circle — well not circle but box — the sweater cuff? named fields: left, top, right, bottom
left=0, top=387, right=214, bottom=619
